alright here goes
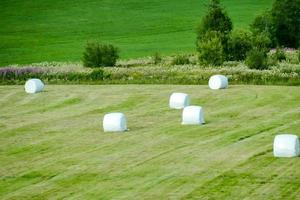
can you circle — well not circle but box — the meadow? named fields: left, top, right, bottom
left=2, top=53, right=300, bottom=86
left=1, top=85, right=300, bottom=199
left=0, top=0, right=273, bottom=66
left=1, top=0, right=300, bottom=198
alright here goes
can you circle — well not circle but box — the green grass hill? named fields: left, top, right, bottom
left=0, top=0, right=273, bottom=66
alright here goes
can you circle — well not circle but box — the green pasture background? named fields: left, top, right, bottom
left=0, top=0, right=273, bottom=66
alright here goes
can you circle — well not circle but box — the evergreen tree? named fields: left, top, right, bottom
left=196, top=0, right=232, bottom=65
left=197, top=0, right=232, bottom=40
left=271, top=0, right=300, bottom=48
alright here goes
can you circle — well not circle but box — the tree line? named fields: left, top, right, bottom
left=197, top=0, right=300, bottom=69
left=82, top=0, right=300, bottom=69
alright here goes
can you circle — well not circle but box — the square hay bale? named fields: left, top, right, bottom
left=169, top=93, right=190, bottom=109
left=209, top=75, right=228, bottom=90
left=24, top=79, right=45, bottom=94
left=273, top=134, right=300, bottom=157
left=182, top=106, right=205, bottom=125
left=103, top=113, right=127, bottom=132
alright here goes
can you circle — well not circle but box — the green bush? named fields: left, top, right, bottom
left=268, top=53, right=278, bottom=66
left=90, top=69, right=104, bottom=80
left=271, top=0, right=300, bottom=48
left=274, top=48, right=286, bottom=62
left=171, top=55, right=190, bottom=65
left=250, top=12, right=276, bottom=47
left=197, top=0, right=232, bottom=57
left=197, top=31, right=224, bottom=66
left=153, top=52, right=162, bottom=64
left=82, top=42, right=119, bottom=68
left=251, top=32, right=272, bottom=53
left=246, top=48, right=268, bottom=70
left=268, top=48, right=286, bottom=66
left=227, top=29, right=253, bottom=61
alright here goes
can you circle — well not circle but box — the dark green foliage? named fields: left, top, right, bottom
left=271, top=0, right=300, bottom=48
left=252, top=32, right=272, bottom=51
left=90, top=69, right=104, bottom=80
left=171, top=55, right=190, bottom=65
left=251, top=12, right=273, bottom=35
left=82, top=43, right=101, bottom=68
left=251, top=0, right=300, bottom=48
left=246, top=32, right=271, bottom=69
left=82, top=42, right=119, bottom=68
left=100, top=45, right=119, bottom=67
left=197, top=0, right=232, bottom=59
left=197, top=0, right=232, bottom=40
left=298, top=49, right=300, bottom=62
left=250, top=12, right=276, bottom=47
left=227, top=29, right=253, bottom=61
left=268, top=53, right=278, bottom=66
left=246, top=48, right=268, bottom=70
left=274, top=48, right=286, bottom=62
left=198, top=31, right=224, bottom=66
left=153, top=52, right=162, bottom=64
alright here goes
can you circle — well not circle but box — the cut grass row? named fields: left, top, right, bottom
left=1, top=85, right=300, bottom=199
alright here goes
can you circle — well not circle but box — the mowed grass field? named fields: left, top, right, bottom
left=0, top=85, right=300, bottom=199
left=0, top=0, right=273, bottom=66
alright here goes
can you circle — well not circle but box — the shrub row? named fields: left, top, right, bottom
left=106, top=66, right=300, bottom=85
left=0, top=68, right=109, bottom=84
left=1, top=66, right=299, bottom=86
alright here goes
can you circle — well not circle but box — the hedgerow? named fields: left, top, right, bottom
left=1, top=63, right=299, bottom=86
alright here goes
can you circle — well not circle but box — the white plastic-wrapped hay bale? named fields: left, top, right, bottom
left=169, top=93, right=190, bottom=109
left=103, top=113, right=127, bottom=132
left=208, top=75, right=228, bottom=90
left=273, top=134, right=300, bottom=157
left=182, top=106, right=205, bottom=125
left=24, top=79, right=44, bottom=94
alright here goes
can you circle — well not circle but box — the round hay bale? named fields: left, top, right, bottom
left=169, top=93, right=190, bottom=109
left=208, top=75, right=228, bottom=90
left=24, top=79, right=44, bottom=94
left=273, top=134, right=300, bottom=157
left=103, top=113, right=127, bottom=132
left=182, top=106, right=205, bottom=125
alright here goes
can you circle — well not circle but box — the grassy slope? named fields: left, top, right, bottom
left=0, top=0, right=273, bottom=66
left=1, top=85, right=300, bottom=199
